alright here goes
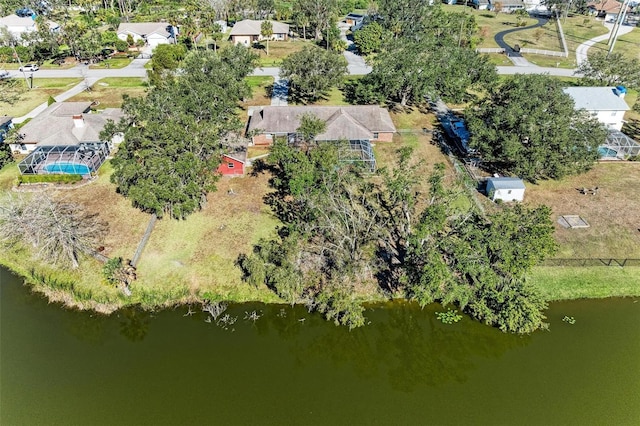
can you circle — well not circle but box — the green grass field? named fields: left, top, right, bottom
left=68, top=77, right=147, bottom=107
left=0, top=78, right=83, bottom=117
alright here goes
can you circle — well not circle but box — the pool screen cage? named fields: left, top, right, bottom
left=18, top=143, right=110, bottom=176
left=335, top=139, right=376, bottom=172
left=600, top=130, right=640, bottom=160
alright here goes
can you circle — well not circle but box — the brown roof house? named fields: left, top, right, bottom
left=587, top=0, right=630, bottom=20
left=230, top=19, right=289, bottom=46
left=247, top=105, right=396, bottom=171
left=12, top=102, right=124, bottom=154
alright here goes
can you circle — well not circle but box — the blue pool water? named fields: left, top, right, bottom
left=43, top=162, right=91, bottom=175
left=598, top=147, right=618, bottom=158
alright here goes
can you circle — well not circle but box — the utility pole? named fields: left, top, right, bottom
left=608, top=0, right=631, bottom=56
left=10, top=42, right=32, bottom=89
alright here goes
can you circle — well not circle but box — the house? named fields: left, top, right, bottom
left=247, top=106, right=396, bottom=146
left=229, top=20, right=289, bottom=46
left=217, top=151, right=247, bottom=176
left=11, top=102, right=123, bottom=154
left=587, top=0, right=630, bottom=21
left=472, top=0, right=525, bottom=11
left=117, top=22, right=178, bottom=49
left=0, top=116, right=13, bottom=143
left=0, top=14, right=36, bottom=39
left=485, top=177, right=526, bottom=202
left=344, top=13, right=365, bottom=31
left=563, top=86, right=630, bottom=131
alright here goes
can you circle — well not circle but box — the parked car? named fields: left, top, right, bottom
left=19, top=64, right=39, bottom=72
left=15, top=8, right=34, bottom=17
left=0, top=70, right=10, bottom=79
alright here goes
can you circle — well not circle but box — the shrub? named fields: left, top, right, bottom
left=19, top=174, right=83, bottom=184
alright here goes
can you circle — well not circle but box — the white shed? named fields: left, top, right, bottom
left=486, top=177, right=526, bottom=202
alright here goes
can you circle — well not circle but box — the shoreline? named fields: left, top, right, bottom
left=2, top=256, right=639, bottom=316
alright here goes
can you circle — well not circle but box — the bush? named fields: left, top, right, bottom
left=19, top=174, right=83, bottom=184
left=115, top=39, right=128, bottom=52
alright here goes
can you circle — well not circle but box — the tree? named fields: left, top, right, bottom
left=296, top=112, right=327, bottom=145
left=210, top=22, right=224, bottom=52
left=350, top=38, right=495, bottom=106
left=106, top=48, right=259, bottom=219
left=261, top=20, right=273, bottom=56
left=295, top=0, right=339, bottom=40
left=280, top=45, right=347, bottom=102
left=0, top=136, right=12, bottom=169
left=0, top=78, right=25, bottom=105
left=353, top=21, right=389, bottom=55
left=466, top=74, right=608, bottom=182
left=0, top=194, right=107, bottom=268
left=147, top=43, right=188, bottom=87
left=576, top=52, right=640, bottom=89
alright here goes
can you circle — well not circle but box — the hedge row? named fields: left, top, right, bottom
left=19, top=174, right=83, bottom=184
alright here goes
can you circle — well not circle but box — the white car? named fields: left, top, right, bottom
left=0, top=70, right=10, bottom=79
left=19, top=64, right=39, bottom=72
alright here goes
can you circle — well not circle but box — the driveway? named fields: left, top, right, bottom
left=494, top=16, right=548, bottom=66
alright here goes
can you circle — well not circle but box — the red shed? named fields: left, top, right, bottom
left=217, top=152, right=246, bottom=176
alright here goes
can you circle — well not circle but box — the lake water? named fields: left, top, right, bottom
left=1, top=266, right=639, bottom=425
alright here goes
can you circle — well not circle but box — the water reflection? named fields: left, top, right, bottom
left=119, top=308, right=151, bottom=342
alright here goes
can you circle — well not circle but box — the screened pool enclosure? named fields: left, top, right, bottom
left=18, top=143, right=110, bottom=176
left=599, top=131, right=640, bottom=160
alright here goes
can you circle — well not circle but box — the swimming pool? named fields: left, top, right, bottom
left=598, top=147, right=618, bottom=158
left=43, top=162, right=91, bottom=175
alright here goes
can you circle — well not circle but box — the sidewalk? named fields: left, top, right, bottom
left=575, top=22, right=635, bottom=66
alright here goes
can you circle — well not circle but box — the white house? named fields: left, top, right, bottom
left=0, top=14, right=37, bottom=39
left=563, top=86, right=630, bottom=131
left=0, top=14, right=59, bottom=43
left=486, top=177, right=526, bottom=202
left=229, top=20, right=289, bottom=46
left=117, top=22, right=177, bottom=49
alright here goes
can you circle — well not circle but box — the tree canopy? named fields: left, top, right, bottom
left=576, top=52, right=640, bottom=89
left=349, top=38, right=495, bottom=106
left=466, top=74, right=607, bottom=182
left=280, top=45, right=348, bottom=102
left=106, top=48, right=258, bottom=219
left=240, top=143, right=557, bottom=333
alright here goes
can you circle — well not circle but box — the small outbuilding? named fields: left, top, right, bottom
left=217, top=152, right=246, bottom=176
left=486, top=177, right=526, bottom=202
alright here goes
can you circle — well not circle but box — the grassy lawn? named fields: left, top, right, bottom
left=89, top=56, right=133, bottom=69
left=503, top=19, right=561, bottom=51
left=294, top=75, right=363, bottom=106
left=530, top=266, right=640, bottom=300
left=243, top=75, right=272, bottom=107
left=525, top=162, right=640, bottom=259
left=0, top=78, right=82, bottom=117
left=254, top=40, right=307, bottom=67
left=621, top=90, right=640, bottom=140
left=590, top=26, right=640, bottom=60
left=68, top=77, right=147, bottom=108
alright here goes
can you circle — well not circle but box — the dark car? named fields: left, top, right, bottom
left=15, top=8, right=34, bottom=17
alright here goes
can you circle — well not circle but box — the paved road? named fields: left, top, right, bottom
left=575, top=22, right=635, bottom=66
left=7, top=58, right=149, bottom=80
left=494, top=16, right=548, bottom=66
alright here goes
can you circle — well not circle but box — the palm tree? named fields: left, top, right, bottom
left=261, top=20, right=273, bottom=56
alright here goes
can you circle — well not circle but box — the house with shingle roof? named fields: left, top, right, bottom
left=11, top=102, right=123, bottom=154
left=230, top=19, right=289, bottom=46
left=248, top=106, right=396, bottom=146
left=117, top=22, right=177, bottom=49
left=587, top=0, right=630, bottom=20
left=0, top=14, right=59, bottom=43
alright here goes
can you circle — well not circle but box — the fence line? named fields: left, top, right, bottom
left=131, top=213, right=158, bottom=268
left=476, top=48, right=505, bottom=54
left=519, top=48, right=567, bottom=57
left=542, top=258, right=640, bottom=267
left=555, top=11, right=569, bottom=57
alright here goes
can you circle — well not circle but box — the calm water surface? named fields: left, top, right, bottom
left=1, top=266, right=639, bottom=425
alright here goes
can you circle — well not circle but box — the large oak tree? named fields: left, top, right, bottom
left=466, top=74, right=607, bottom=182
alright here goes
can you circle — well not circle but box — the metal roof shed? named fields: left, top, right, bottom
left=486, top=177, right=526, bottom=202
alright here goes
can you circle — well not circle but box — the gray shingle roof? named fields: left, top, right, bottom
left=230, top=20, right=289, bottom=36
left=0, top=116, right=12, bottom=126
left=117, top=22, right=171, bottom=38
left=19, top=103, right=123, bottom=146
left=248, top=106, right=396, bottom=140
left=487, top=177, right=526, bottom=190
left=563, top=87, right=630, bottom=112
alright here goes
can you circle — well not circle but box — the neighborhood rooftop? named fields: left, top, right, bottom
left=18, top=102, right=124, bottom=146
left=248, top=106, right=396, bottom=140
left=563, top=87, right=630, bottom=111
left=117, top=22, right=171, bottom=37
left=229, top=19, right=289, bottom=35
